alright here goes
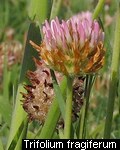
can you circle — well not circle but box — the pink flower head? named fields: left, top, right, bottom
left=30, top=12, right=105, bottom=76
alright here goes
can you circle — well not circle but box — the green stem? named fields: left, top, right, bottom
left=82, top=76, right=91, bottom=138
left=49, top=0, right=65, bottom=118
left=64, top=76, right=73, bottom=139
left=79, top=103, right=85, bottom=139
left=104, top=5, right=120, bottom=139
left=50, top=0, right=62, bottom=19
left=79, top=75, right=95, bottom=139
left=4, top=0, right=9, bottom=26
left=92, top=0, right=105, bottom=19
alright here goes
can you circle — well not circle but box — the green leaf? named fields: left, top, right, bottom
left=104, top=4, right=120, bottom=139
left=0, top=138, right=4, bottom=150
left=39, top=99, right=60, bottom=139
left=0, top=47, right=12, bottom=125
left=6, top=86, right=27, bottom=150
left=14, top=120, right=28, bottom=150
left=6, top=23, right=41, bottom=149
left=50, top=71, right=66, bottom=119
left=19, top=23, right=41, bottom=83
left=7, top=119, right=27, bottom=150
left=27, top=131, right=36, bottom=139
left=28, top=0, right=48, bottom=23
left=90, top=122, right=104, bottom=138
left=38, top=77, right=67, bottom=139
left=0, top=96, right=11, bottom=125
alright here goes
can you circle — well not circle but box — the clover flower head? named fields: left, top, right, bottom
left=22, top=58, right=84, bottom=123
left=30, top=11, right=105, bottom=76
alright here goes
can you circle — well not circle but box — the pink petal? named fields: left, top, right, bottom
left=77, top=22, right=86, bottom=47
left=45, top=20, right=51, bottom=30
left=62, top=20, right=72, bottom=43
